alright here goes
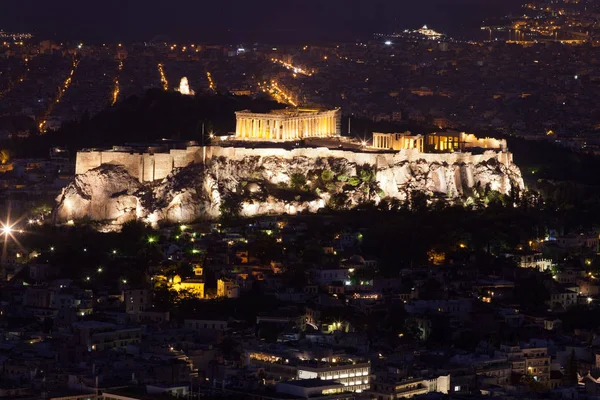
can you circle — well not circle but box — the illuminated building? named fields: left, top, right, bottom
left=368, top=372, right=450, bottom=399
left=276, top=380, right=352, bottom=399
left=171, top=266, right=205, bottom=298
left=371, top=131, right=507, bottom=153
left=177, top=77, right=195, bottom=96
left=495, top=344, right=551, bottom=388
left=417, top=25, right=443, bottom=39
left=217, top=278, right=240, bottom=298
left=234, top=108, right=341, bottom=141
left=297, top=357, right=371, bottom=393
left=372, top=132, right=424, bottom=152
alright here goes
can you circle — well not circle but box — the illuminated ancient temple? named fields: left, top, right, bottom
left=234, top=108, right=341, bottom=141
left=371, top=131, right=507, bottom=153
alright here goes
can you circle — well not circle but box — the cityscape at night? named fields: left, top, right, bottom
left=1, top=0, right=600, bottom=399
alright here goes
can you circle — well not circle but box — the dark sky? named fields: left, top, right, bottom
left=2, top=0, right=523, bottom=43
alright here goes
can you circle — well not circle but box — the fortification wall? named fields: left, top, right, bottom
left=76, top=146, right=202, bottom=182
left=206, top=146, right=513, bottom=169
left=75, top=145, right=514, bottom=183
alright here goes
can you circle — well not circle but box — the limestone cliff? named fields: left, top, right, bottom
left=55, top=148, right=524, bottom=226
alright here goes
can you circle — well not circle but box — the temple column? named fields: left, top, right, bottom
left=319, top=117, right=323, bottom=137
left=269, top=119, right=274, bottom=140
left=253, top=119, right=259, bottom=138
left=246, top=119, right=251, bottom=138
left=317, top=118, right=321, bottom=137
left=258, top=119, right=262, bottom=139
left=277, top=120, right=282, bottom=140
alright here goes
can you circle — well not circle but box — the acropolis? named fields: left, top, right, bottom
left=59, top=108, right=524, bottom=225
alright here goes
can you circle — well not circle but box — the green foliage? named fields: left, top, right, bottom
left=358, top=166, right=376, bottom=184
left=220, top=193, right=243, bottom=220
left=290, top=173, right=307, bottom=190
left=348, top=177, right=361, bottom=187
left=321, top=169, right=335, bottom=182
left=328, top=193, right=349, bottom=210
left=337, top=174, right=348, bottom=183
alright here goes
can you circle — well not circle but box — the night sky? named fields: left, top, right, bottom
left=2, top=0, right=523, bottom=43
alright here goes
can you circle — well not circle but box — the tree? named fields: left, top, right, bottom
left=220, top=193, right=243, bottom=220
left=563, top=350, right=578, bottom=386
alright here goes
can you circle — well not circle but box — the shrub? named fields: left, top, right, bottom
left=337, top=174, right=348, bottom=182
left=321, top=169, right=335, bottom=182
left=220, top=193, right=243, bottom=219
left=290, top=173, right=307, bottom=190
left=348, top=177, right=361, bottom=187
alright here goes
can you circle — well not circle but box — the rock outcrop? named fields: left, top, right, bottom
left=55, top=147, right=524, bottom=227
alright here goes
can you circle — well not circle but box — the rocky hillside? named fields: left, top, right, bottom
left=54, top=152, right=524, bottom=227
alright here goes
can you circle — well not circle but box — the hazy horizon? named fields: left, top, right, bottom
left=2, top=0, right=523, bottom=43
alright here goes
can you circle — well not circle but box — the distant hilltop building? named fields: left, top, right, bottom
left=234, top=108, right=341, bottom=141
left=416, top=25, right=443, bottom=39
left=176, top=77, right=195, bottom=96
left=375, top=24, right=445, bottom=42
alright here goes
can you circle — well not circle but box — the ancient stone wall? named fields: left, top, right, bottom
left=75, top=145, right=516, bottom=185
left=206, top=146, right=514, bottom=170
left=76, top=147, right=202, bottom=182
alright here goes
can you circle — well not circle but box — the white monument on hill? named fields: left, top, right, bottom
left=178, top=77, right=195, bottom=96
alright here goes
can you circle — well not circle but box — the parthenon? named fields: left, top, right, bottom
left=235, top=108, right=341, bottom=141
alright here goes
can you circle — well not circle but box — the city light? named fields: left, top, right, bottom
left=384, top=40, right=392, bottom=45
left=158, top=63, right=168, bottom=90
left=206, top=71, right=216, bottom=91
left=39, top=56, right=80, bottom=133
left=111, top=60, right=124, bottom=106
left=271, top=58, right=314, bottom=77
left=258, top=80, right=298, bottom=107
